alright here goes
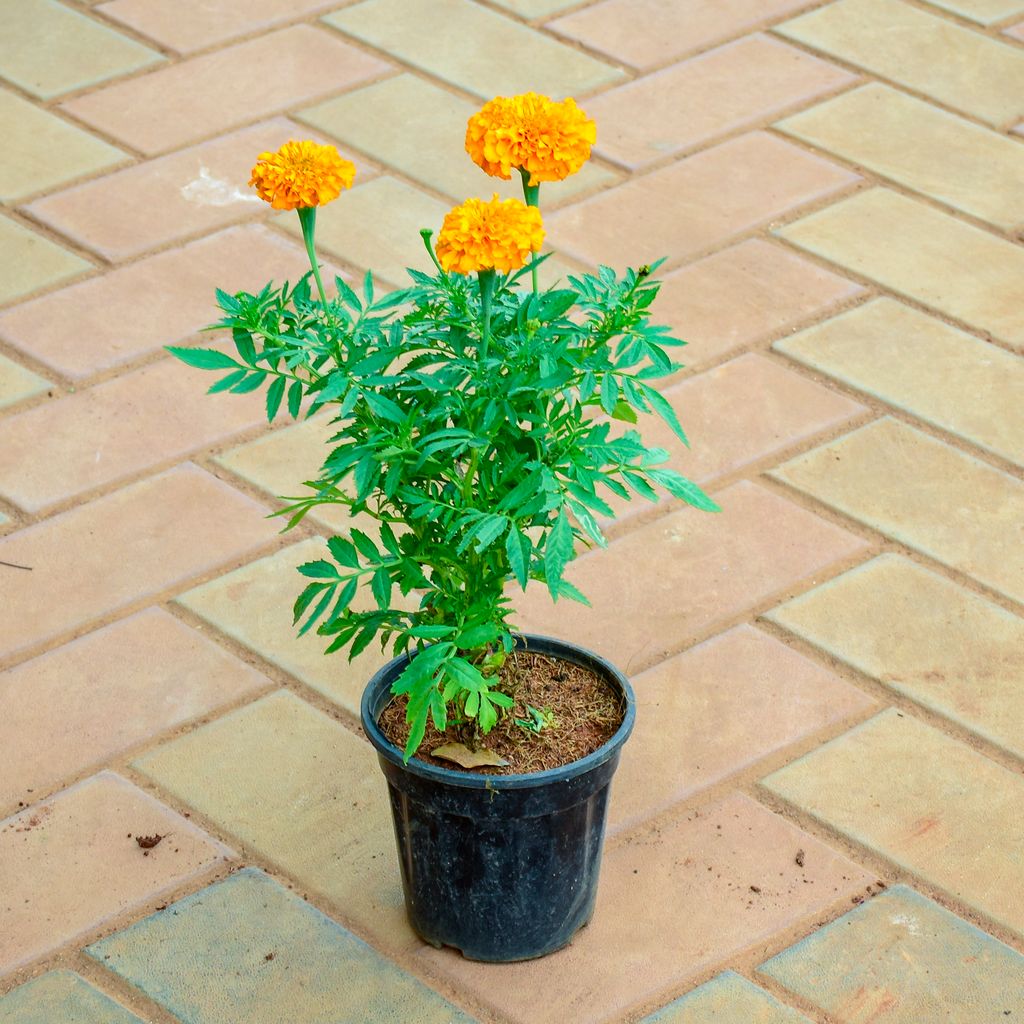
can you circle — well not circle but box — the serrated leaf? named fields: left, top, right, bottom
left=610, top=399, right=637, bottom=423
left=297, top=559, right=339, bottom=580
left=648, top=469, right=722, bottom=512
left=167, top=346, right=239, bottom=370
left=371, top=566, right=392, bottom=609
left=363, top=391, right=406, bottom=423
left=265, top=376, right=286, bottom=422
left=327, top=535, right=359, bottom=568
left=641, top=383, right=689, bottom=447
left=230, top=371, right=266, bottom=394
left=232, top=328, right=256, bottom=364
left=505, top=528, right=530, bottom=589
left=287, top=380, right=303, bottom=419
left=600, top=373, right=619, bottom=415
left=207, top=369, right=249, bottom=394
left=544, top=508, right=575, bottom=599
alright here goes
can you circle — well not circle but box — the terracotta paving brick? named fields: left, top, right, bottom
left=0, top=88, right=128, bottom=203
left=776, top=83, right=1024, bottom=230
left=606, top=353, right=867, bottom=524
left=774, top=298, right=1024, bottom=466
left=587, top=34, right=856, bottom=171
left=132, top=691, right=416, bottom=952
left=770, top=417, right=1024, bottom=604
left=0, top=0, right=163, bottom=100
left=652, top=239, right=865, bottom=370
left=0, top=353, right=48, bottom=411
left=0, top=464, right=277, bottom=662
left=324, top=0, right=625, bottom=99
left=641, top=971, right=811, bottom=1023
left=0, top=970, right=145, bottom=1024
left=775, top=0, right=1024, bottom=127
left=547, top=132, right=858, bottom=270
left=762, top=709, right=1024, bottom=939
left=420, top=792, right=872, bottom=1024
left=61, top=26, right=391, bottom=156
left=24, top=119, right=364, bottom=263
left=759, top=885, right=1024, bottom=1021
left=0, top=225, right=326, bottom=380
left=777, top=188, right=1024, bottom=351
left=923, top=0, right=1024, bottom=23
left=0, top=358, right=266, bottom=513
left=0, top=771, right=231, bottom=976
left=0, top=608, right=271, bottom=813
left=296, top=73, right=619, bottom=205
left=550, top=0, right=816, bottom=70
left=97, top=0, right=345, bottom=54
left=766, top=554, right=1024, bottom=760
left=87, top=868, right=475, bottom=1024
left=214, top=414, right=356, bottom=534
left=513, top=480, right=870, bottom=675
left=0, top=215, right=91, bottom=306
left=175, top=539, right=392, bottom=716
left=279, top=175, right=452, bottom=286
left=610, top=625, right=873, bottom=833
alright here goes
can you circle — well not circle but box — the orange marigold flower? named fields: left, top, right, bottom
left=249, top=140, right=356, bottom=210
left=435, top=195, right=545, bottom=275
left=466, top=93, right=596, bottom=185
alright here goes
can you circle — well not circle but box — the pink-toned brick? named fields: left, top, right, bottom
left=0, top=464, right=278, bottom=662
left=0, top=226, right=331, bottom=379
left=0, top=772, right=231, bottom=976
left=652, top=239, right=865, bottom=369
left=513, top=480, right=870, bottom=675
left=610, top=625, right=874, bottom=832
left=0, top=609, right=271, bottom=812
left=550, top=0, right=816, bottom=70
left=587, top=34, right=855, bottom=170
left=547, top=132, right=858, bottom=269
left=60, top=26, right=390, bottom=155
left=420, top=792, right=872, bottom=1024
left=0, top=358, right=266, bottom=513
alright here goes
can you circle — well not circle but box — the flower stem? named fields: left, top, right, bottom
left=519, top=168, right=541, bottom=295
left=297, top=206, right=328, bottom=307
left=478, top=269, right=496, bottom=360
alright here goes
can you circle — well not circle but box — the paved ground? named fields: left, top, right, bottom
left=1, top=0, right=1023, bottom=1021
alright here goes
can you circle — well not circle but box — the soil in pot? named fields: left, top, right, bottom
left=377, top=649, right=624, bottom=774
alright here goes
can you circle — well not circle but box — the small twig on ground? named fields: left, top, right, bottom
left=0, top=560, right=31, bottom=571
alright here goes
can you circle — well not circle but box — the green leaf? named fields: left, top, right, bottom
left=297, top=585, right=334, bottom=637
left=539, top=289, right=576, bottom=320
left=166, top=346, right=239, bottom=371
left=371, top=566, right=392, bottom=609
left=207, top=369, right=249, bottom=394
left=623, top=470, right=658, bottom=502
left=647, top=469, right=722, bottom=512
left=544, top=508, right=575, bottom=599
left=327, top=535, right=359, bottom=568
left=287, top=380, right=303, bottom=419
left=456, top=622, right=500, bottom=649
left=610, top=399, right=637, bottom=423
left=505, top=528, right=530, bottom=589
left=230, top=371, right=267, bottom=394
left=232, top=328, right=256, bottom=364
left=297, top=559, right=340, bottom=580
left=265, top=376, right=286, bottom=422
left=600, top=373, right=619, bottom=415
left=363, top=391, right=406, bottom=423
left=350, top=529, right=380, bottom=561
left=554, top=578, right=591, bottom=606
left=641, top=383, right=689, bottom=447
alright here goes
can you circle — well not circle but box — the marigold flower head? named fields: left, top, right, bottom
left=435, top=195, right=545, bottom=275
left=466, top=93, right=596, bottom=186
left=249, top=140, right=356, bottom=211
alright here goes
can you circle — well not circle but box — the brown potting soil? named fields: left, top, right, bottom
left=377, top=650, right=624, bottom=775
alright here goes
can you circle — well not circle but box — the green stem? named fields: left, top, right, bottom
left=297, top=206, right=328, bottom=308
left=519, top=168, right=541, bottom=295
left=477, top=269, right=496, bottom=360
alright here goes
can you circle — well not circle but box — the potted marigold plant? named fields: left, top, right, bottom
left=170, top=93, right=718, bottom=962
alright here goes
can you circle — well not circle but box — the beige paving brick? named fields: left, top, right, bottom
left=762, top=709, right=1024, bottom=938
left=324, top=0, right=625, bottom=99
left=420, top=792, right=871, bottom=1024
left=776, top=0, right=1024, bottom=126
left=0, top=0, right=162, bottom=100
left=770, top=417, right=1024, bottom=604
left=297, top=73, right=618, bottom=205
left=176, top=538, right=394, bottom=716
left=767, top=554, right=1024, bottom=760
left=214, top=414, right=355, bottom=534
left=550, top=0, right=816, bottom=70
left=0, top=608, right=270, bottom=812
left=0, top=88, right=128, bottom=203
left=652, top=239, right=865, bottom=370
left=0, top=215, right=90, bottom=306
left=587, top=34, right=855, bottom=171
left=1007, top=19, right=1024, bottom=39
left=489, top=0, right=583, bottom=16
left=777, top=188, right=1024, bottom=351
left=25, top=119, right=367, bottom=262
left=132, top=690, right=414, bottom=951
left=0, top=353, right=48, bottom=411
left=98, top=0, right=344, bottom=54
left=279, top=175, right=450, bottom=286
left=611, top=626, right=873, bottom=833
left=548, top=132, right=858, bottom=270
left=0, top=771, right=230, bottom=976
left=0, top=225, right=326, bottom=380
left=642, top=971, right=812, bottom=1023
left=923, top=0, right=1024, bottom=24
left=776, top=83, right=1024, bottom=230
left=0, top=358, right=266, bottom=513
left=0, top=464, right=277, bottom=661
left=60, top=26, right=390, bottom=156
left=774, top=298, right=1024, bottom=466
left=513, top=481, right=870, bottom=675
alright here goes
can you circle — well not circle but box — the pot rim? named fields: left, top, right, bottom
left=361, top=632, right=636, bottom=791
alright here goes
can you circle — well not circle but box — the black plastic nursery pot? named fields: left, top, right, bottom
left=360, top=633, right=635, bottom=962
